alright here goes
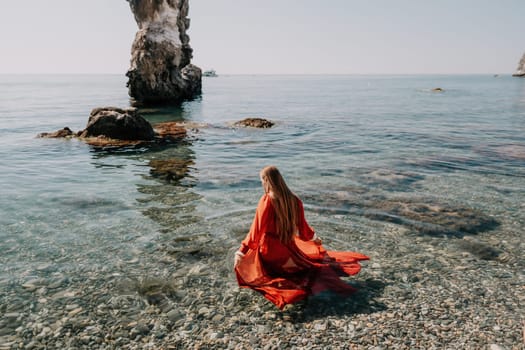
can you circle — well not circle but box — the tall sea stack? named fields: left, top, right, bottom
left=126, top=0, right=202, bottom=106
left=513, top=52, right=525, bottom=77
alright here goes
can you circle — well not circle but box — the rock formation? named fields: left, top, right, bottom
left=80, top=107, right=155, bottom=140
left=126, top=0, right=202, bottom=105
left=234, top=118, right=275, bottom=128
left=513, top=52, right=525, bottom=77
left=38, top=107, right=188, bottom=148
left=37, top=127, right=75, bottom=138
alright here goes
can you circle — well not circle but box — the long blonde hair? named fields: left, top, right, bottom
left=260, top=166, right=299, bottom=243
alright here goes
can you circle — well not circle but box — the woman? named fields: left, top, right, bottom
left=234, top=166, right=369, bottom=310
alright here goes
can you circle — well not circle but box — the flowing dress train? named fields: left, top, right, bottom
left=235, top=194, right=369, bottom=309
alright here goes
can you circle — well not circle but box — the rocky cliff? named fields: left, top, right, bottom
left=513, top=52, right=525, bottom=77
left=126, top=0, right=202, bottom=105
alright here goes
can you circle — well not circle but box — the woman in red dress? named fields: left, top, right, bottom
left=234, top=166, right=369, bottom=310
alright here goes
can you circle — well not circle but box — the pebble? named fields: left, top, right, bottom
left=489, top=345, right=506, bottom=350
left=166, top=309, right=185, bottom=323
left=67, top=307, right=83, bottom=317
left=4, top=312, right=20, bottom=321
left=312, top=321, right=327, bottom=331
left=21, top=284, right=37, bottom=292
left=24, top=341, right=38, bottom=350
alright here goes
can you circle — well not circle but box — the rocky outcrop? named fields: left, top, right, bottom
left=38, top=107, right=188, bottom=148
left=79, top=107, right=155, bottom=140
left=513, top=52, right=525, bottom=77
left=126, top=0, right=202, bottom=106
left=38, top=127, right=75, bottom=138
left=153, top=121, right=188, bottom=141
left=234, top=118, right=274, bottom=128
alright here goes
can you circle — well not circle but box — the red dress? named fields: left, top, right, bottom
left=235, top=194, right=369, bottom=309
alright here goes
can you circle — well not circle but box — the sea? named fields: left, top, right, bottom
left=1, top=74, right=524, bottom=287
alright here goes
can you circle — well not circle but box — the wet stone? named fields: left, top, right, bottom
left=24, top=341, right=38, bottom=350
left=0, top=328, right=14, bottom=336
left=167, top=309, right=185, bottom=323
left=132, top=322, right=150, bottom=336
left=234, top=118, right=274, bottom=128
left=4, top=312, right=21, bottom=321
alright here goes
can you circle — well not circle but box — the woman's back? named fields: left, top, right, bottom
left=234, top=166, right=369, bottom=309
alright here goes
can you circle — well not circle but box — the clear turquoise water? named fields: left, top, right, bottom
left=1, top=74, right=524, bottom=283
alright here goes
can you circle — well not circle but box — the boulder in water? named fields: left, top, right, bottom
left=79, top=107, right=155, bottom=141
left=126, top=0, right=202, bottom=105
left=37, top=108, right=190, bottom=148
left=234, top=118, right=274, bottom=128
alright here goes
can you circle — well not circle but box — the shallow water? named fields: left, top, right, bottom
left=0, top=74, right=524, bottom=288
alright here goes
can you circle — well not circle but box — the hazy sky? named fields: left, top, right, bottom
left=0, top=0, right=523, bottom=74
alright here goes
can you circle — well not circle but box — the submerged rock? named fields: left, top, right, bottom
left=37, top=127, right=75, bottom=138
left=359, top=169, right=424, bottom=190
left=311, top=190, right=500, bottom=237
left=491, top=144, right=525, bottom=161
left=366, top=198, right=499, bottom=236
left=148, top=158, right=194, bottom=182
left=512, top=52, right=525, bottom=77
left=153, top=122, right=187, bottom=142
left=79, top=135, right=146, bottom=148
left=457, top=238, right=501, bottom=260
left=126, top=0, right=202, bottom=105
left=234, top=118, right=274, bottom=128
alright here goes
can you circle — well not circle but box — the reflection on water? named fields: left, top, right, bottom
left=84, top=117, right=203, bottom=241
left=134, top=129, right=202, bottom=235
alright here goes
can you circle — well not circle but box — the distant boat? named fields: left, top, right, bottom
left=203, top=69, right=218, bottom=77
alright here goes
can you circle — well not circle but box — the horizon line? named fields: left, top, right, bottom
left=0, top=72, right=514, bottom=76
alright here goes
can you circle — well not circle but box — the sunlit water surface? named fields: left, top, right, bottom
left=1, top=74, right=524, bottom=285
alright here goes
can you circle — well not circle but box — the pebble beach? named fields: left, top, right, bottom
left=1, top=205, right=524, bottom=349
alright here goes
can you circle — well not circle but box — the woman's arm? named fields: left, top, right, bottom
left=239, top=194, right=272, bottom=254
left=297, top=198, right=316, bottom=241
